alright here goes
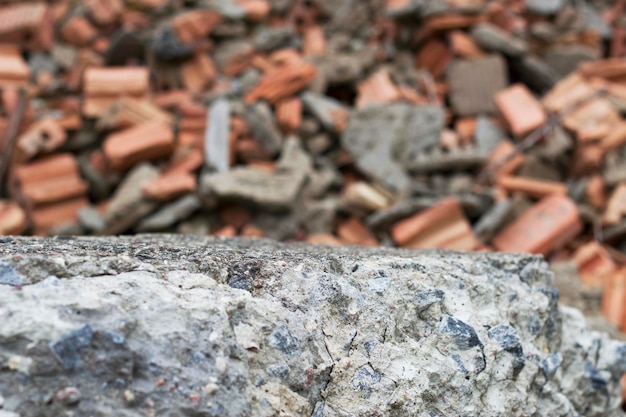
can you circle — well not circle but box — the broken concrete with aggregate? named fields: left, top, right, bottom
left=0, top=235, right=625, bottom=416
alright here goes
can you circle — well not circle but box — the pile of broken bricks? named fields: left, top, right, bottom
left=1, top=1, right=626, bottom=332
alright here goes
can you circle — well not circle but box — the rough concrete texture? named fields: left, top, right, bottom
left=0, top=235, right=625, bottom=417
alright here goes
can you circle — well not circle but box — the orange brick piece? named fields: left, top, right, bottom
left=245, top=61, right=316, bottom=104
left=573, top=241, right=618, bottom=287
left=497, top=176, right=567, bottom=199
left=103, top=121, right=175, bottom=170
left=15, top=118, right=67, bottom=162
left=0, top=45, right=30, bottom=88
left=495, top=84, right=547, bottom=137
left=391, top=197, right=479, bottom=250
left=604, top=183, right=626, bottom=225
left=0, top=200, right=27, bottom=235
left=337, top=217, right=378, bottom=246
left=356, top=69, right=401, bottom=108
left=142, top=172, right=197, bottom=202
left=83, top=67, right=150, bottom=117
left=601, top=268, right=626, bottom=326
left=492, top=195, right=582, bottom=255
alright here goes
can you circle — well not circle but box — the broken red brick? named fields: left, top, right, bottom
left=586, top=175, right=607, bottom=209
left=0, top=2, right=48, bottom=49
left=449, top=30, right=485, bottom=59
left=85, top=0, right=124, bottom=26
left=497, top=176, right=567, bottom=199
left=391, top=198, right=479, bottom=250
left=142, top=172, right=197, bottom=202
left=213, top=225, right=237, bottom=237
left=241, top=223, right=264, bottom=237
left=0, top=45, right=30, bottom=88
left=15, top=118, right=67, bottom=162
left=245, top=60, right=316, bottom=104
left=495, top=84, right=547, bottom=137
left=356, top=69, right=401, bottom=108
left=600, top=120, right=626, bottom=151
left=337, top=217, right=378, bottom=247
left=83, top=67, right=150, bottom=117
left=235, top=0, right=270, bottom=22
left=30, top=197, right=89, bottom=235
left=579, top=58, right=626, bottom=83
left=102, top=121, right=175, bottom=170
left=275, top=96, right=302, bottom=134
left=415, top=38, right=452, bottom=79
left=302, top=25, right=326, bottom=57
left=172, top=10, right=221, bottom=44
left=306, top=233, right=342, bottom=246
left=0, top=199, right=27, bottom=235
left=492, top=195, right=582, bottom=255
left=573, top=241, right=618, bottom=287
left=487, top=140, right=525, bottom=178
left=604, top=183, right=626, bottom=225
left=601, top=268, right=626, bottom=326
left=220, top=203, right=251, bottom=231
left=61, top=16, right=99, bottom=47
left=180, top=53, right=218, bottom=93
left=163, top=148, right=204, bottom=175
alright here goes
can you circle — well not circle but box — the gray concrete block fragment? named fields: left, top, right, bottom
left=447, top=55, right=508, bottom=116
left=0, top=236, right=625, bottom=417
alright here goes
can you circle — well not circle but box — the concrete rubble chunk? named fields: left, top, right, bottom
left=135, top=194, right=201, bottom=232
left=0, top=235, right=625, bottom=417
left=342, top=104, right=443, bottom=192
left=244, top=102, right=283, bottom=156
left=471, top=23, right=529, bottom=57
left=201, top=167, right=306, bottom=210
left=205, top=98, right=231, bottom=173
left=447, top=55, right=508, bottom=116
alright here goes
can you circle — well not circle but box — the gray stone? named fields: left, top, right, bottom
left=201, top=167, right=306, bottom=210
left=475, top=116, right=505, bottom=153
left=253, top=27, right=295, bottom=52
left=299, top=198, right=338, bottom=234
left=276, top=136, right=313, bottom=177
left=136, top=195, right=202, bottom=232
left=473, top=198, right=513, bottom=242
left=244, top=102, right=282, bottom=156
left=447, top=55, right=508, bottom=116
left=513, top=55, right=560, bottom=92
left=407, top=147, right=488, bottom=173
left=342, top=104, right=443, bottom=192
left=580, top=2, right=613, bottom=40
left=77, top=207, right=106, bottom=233
left=471, top=23, right=529, bottom=56
left=205, top=98, right=231, bottom=173
left=544, top=44, right=600, bottom=77
left=0, top=235, right=625, bottom=417
left=525, top=0, right=564, bottom=15
left=301, top=92, right=347, bottom=132
left=103, top=164, right=159, bottom=234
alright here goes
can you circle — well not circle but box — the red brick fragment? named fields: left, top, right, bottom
left=302, top=25, right=326, bottom=57
left=391, top=198, right=479, bottom=250
left=337, top=217, right=378, bottom=247
left=31, top=197, right=89, bottom=235
left=142, top=172, right=197, bottom=202
left=15, top=118, right=67, bottom=162
left=415, top=39, right=452, bottom=79
left=245, top=61, right=316, bottom=104
left=83, top=67, right=150, bottom=117
left=604, top=183, right=626, bottom=225
left=492, top=195, right=582, bottom=255
left=0, top=45, right=30, bottom=88
left=102, top=121, right=175, bottom=170
left=497, top=176, right=567, bottom=199
left=85, top=0, right=124, bottom=26
left=356, top=69, right=401, bottom=108
left=601, top=268, right=626, bottom=326
left=275, top=97, right=302, bottom=134
left=306, top=233, right=342, bottom=246
left=180, top=53, right=217, bottom=93
left=172, top=10, right=221, bottom=44
left=61, top=16, right=98, bottom=47
left=235, top=0, right=270, bottom=22
left=573, top=241, right=618, bottom=288
left=449, top=30, right=485, bottom=59
left=495, top=84, right=547, bottom=137
left=0, top=200, right=27, bottom=235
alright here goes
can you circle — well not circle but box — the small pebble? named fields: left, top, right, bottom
left=55, top=387, right=81, bottom=406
